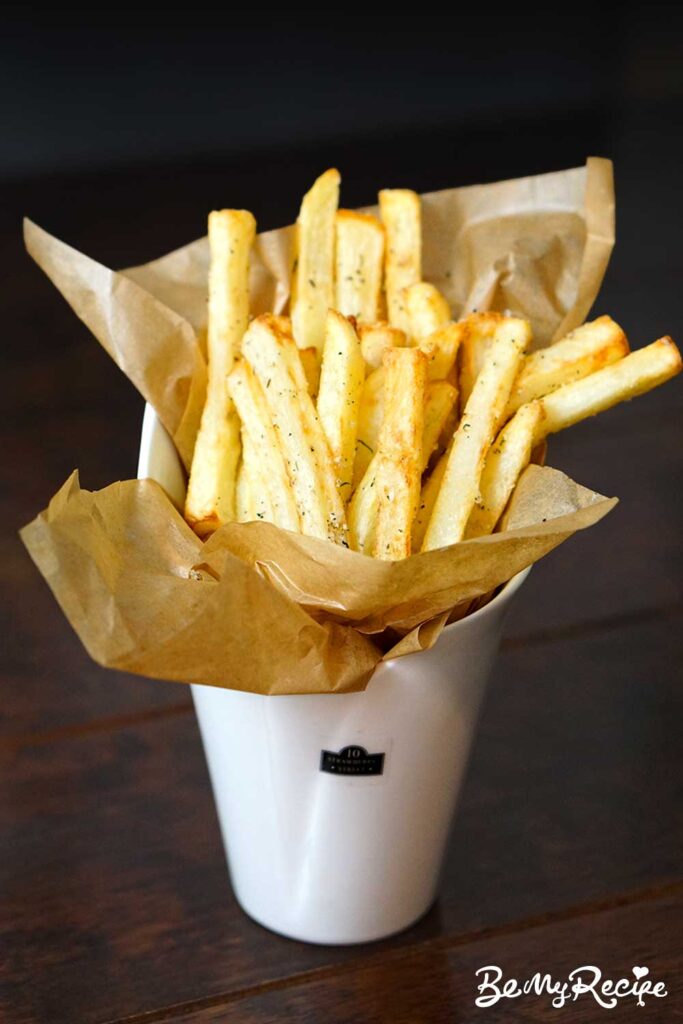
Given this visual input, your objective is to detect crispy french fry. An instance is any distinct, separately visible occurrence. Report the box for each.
[421,380,458,470]
[349,380,456,552]
[317,311,366,497]
[185,209,256,536]
[419,321,466,381]
[404,282,451,342]
[350,383,455,550]
[271,321,348,523]
[227,360,300,531]
[242,314,347,543]
[379,189,421,333]
[241,315,348,544]
[506,315,629,416]
[423,323,528,550]
[459,312,533,406]
[236,428,274,524]
[290,168,340,354]
[299,347,321,397]
[374,348,427,560]
[411,446,449,551]
[347,453,380,555]
[358,322,406,374]
[353,366,457,491]
[334,210,385,322]
[235,433,254,524]
[535,336,682,440]
[464,401,544,538]
[352,366,385,487]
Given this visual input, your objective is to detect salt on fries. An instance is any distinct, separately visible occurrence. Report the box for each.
[185,170,682,560]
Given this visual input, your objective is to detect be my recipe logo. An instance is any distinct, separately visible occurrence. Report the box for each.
[475,964,668,1010]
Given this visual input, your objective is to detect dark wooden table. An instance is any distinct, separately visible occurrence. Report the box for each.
[2,103,682,1023]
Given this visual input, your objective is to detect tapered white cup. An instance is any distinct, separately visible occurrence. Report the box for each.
[138,404,528,945]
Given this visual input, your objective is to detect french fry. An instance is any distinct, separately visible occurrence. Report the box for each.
[506,315,629,416]
[334,210,385,322]
[352,366,385,487]
[299,347,321,397]
[358,322,406,374]
[374,348,427,560]
[317,311,366,497]
[464,401,544,538]
[411,446,449,551]
[290,168,340,354]
[459,312,532,406]
[421,380,458,470]
[419,321,465,381]
[423,323,528,550]
[227,360,301,531]
[347,453,380,555]
[404,282,451,342]
[379,188,421,334]
[349,380,455,552]
[242,314,347,543]
[235,433,254,524]
[185,209,256,536]
[535,336,682,440]
[236,428,274,524]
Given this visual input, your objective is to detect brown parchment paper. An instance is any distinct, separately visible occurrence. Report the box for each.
[21,159,617,695]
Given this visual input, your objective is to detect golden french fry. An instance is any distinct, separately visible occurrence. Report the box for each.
[242,314,347,543]
[506,315,629,415]
[185,209,256,536]
[535,336,682,440]
[268,319,349,526]
[350,380,455,552]
[347,453,380,555]
[374,348,427,560]
[334,210,385,322]
[236,427,274,524]
[298,347,321,397]
[459,312,532,406]
[423,323,528,550]
[419,321,466,381]
[404,282,451,342]
[317,311,366,497]
[358,322,406,374]
[290,168,340,354]
[227,360,301,531]
[352,366,385,487]
[421,380,458,470]
[464,401,544,538]
[379,188,421,333]
[411,446,449,551]
[235,431,254,524]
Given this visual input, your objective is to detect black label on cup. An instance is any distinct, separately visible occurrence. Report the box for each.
[320,745,385,776]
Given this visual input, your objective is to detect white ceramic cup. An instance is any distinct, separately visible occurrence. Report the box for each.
[138,404,528,945]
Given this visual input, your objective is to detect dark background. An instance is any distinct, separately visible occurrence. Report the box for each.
[2,6,683,182]
[2,7,683,1023]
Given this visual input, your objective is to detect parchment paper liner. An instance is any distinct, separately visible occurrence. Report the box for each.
[21,159,617,695]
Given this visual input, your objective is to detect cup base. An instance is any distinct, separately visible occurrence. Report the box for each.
[233,891,437,946]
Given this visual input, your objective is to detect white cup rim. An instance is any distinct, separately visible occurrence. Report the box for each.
[439,564,530,637]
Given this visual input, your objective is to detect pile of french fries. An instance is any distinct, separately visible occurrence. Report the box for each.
[184,169,682,559]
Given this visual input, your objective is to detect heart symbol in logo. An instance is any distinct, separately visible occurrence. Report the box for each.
[633,966,649,980]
